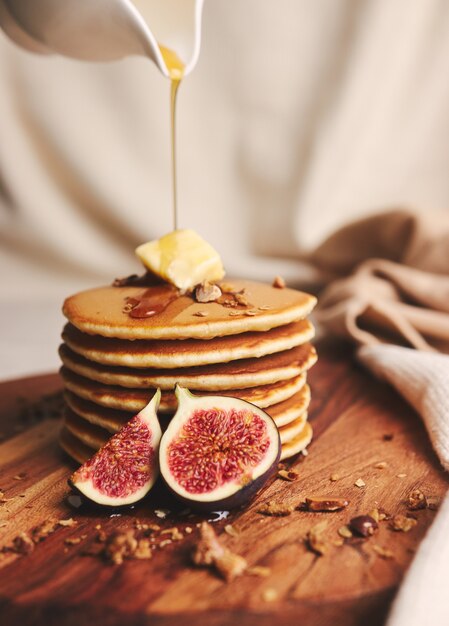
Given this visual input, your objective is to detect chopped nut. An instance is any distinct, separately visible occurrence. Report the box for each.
[58,518,77,527]
[224,524,239,538]
[65,537,83,546]
[354,478,366,488]
[372,544,394,560]
[391,515,417,533]
[333,539,344,547]
[32,519,58,542]
[154,509,170,519]
[407,489,427,511]
[103,530,138,565]
[235,293,249,306]
[377,507,391,521]
[258,501,295,516]
[306,521,328,556]
[277,469,299,482]
[161,527,183,541]
[159,539,172,548]
[133,538,153,560]
[272,276,286,289]
[0,522,7,529]
[12,532,34,554]
[13,473,26,480]
[330,474,340,482]
[185,526,193,534]
[228,311,243,316]
[96,530,107,543]
[349,515,378,537]
[195,282,222,303]
[95,524,102,530]
[427,496,440,511]
[304,496,349,512]
[244,310,258,316]
[192,522,247,581]
[396,473,407,478]
[262,588,278,602]
[338,525,353,539]
[247,565,271,577]
[374,462,387,469]
[193,311,208,317]
[369,508,380,523]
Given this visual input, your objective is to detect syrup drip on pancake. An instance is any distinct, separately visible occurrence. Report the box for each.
[124,285,179,318]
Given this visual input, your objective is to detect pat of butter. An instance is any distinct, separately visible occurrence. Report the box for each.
[135,229,225,291]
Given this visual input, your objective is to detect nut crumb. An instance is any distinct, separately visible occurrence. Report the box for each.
[244,310,258,316]
[12,532,34,554]
[32,519,58,542]
[192,522,247,581]
[235,293,249,306]
[185,527,193,534]
[134,538,153,560]
[195,281,222,303]
[193,311,208,317]
[103,530,137,565]
[224,524,239,538]
[258,501,295,516]
[330,474,340,482]
[407,489,427,511]
[306,521,328,556]
[391,514,417,533]
[278,469,299,482]
[65,537,83,546]
[58,518,77,527]
[262,588,278,602]
[372,544,394,560]
[161,527,183,541]
[354,478,366,488]
[258,305,271,310]
[374,462,387,469]
[396,473,407,478]
[427,496,440,511]
[159,539,172,548]
[247,565,271,577]
[304,496,349,512]
[272,276,286,289]
[338,525,353,539]
[13,474,26,480]
[369,508,380,523]
[154,509,170,519]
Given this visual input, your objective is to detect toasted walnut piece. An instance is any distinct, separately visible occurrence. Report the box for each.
[272,276,286,289]
[369,508,380,523]
[427,496,441,511]
[103,530,138,565]
[58,518,77,527]
[354,478,366,488]
[224,524,239,538]
[372,544,394,560]
[278,469,299,482]
[338,525,353,539]
[185,527,193,534]
[159,539,172,548]
[247,565,271,577]
[262,588,279,602]
[258,501,295,516]
[374,462,388,469]
[192,522,247,581]
[65,537,83,546]
[12,532,34,554]
[330,474,340,482]
[161,527,183,541]
[235,293,249,306]
[333,539,344,547]
[133,539,153,559]
[391,515,417,533]
[96,530,107,543]
[407,489,427,511]
[195,282,222,303]
[349,515,378,537]
[306,521,328,556]
[193,311,208,317]
[32,519,58,542]
[305,497,349,512]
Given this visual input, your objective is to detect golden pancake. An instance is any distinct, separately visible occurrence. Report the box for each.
[62,319,315,369]
[64,384,311,434]
[63,279,317,340]
[59,342,317,390]
[60,367,307,413]
[278,413,308,444]
[280,423,313,461]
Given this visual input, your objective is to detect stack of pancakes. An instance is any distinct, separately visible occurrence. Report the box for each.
[59,279,317,464]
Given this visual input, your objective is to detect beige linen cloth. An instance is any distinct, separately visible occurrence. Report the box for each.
[312,209,449,626]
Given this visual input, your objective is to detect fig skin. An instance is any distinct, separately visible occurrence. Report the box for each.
[159,386,281,511]
[69,390,162,507]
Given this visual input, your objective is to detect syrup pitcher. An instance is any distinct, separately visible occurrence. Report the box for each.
[0,0,204,76]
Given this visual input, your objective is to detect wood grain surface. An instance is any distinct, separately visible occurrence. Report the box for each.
[0,342,447,626]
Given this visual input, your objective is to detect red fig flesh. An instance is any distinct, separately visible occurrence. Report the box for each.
[159,386,280,510]
[69,390,161,506]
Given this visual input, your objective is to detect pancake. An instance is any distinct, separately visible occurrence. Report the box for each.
[280,423,313,461]
[63,279,317,340]
[62,319,315,369]
[65,384,311,433]
[59,342,317,390]
[278,413,308,444]
[60,367,307,413]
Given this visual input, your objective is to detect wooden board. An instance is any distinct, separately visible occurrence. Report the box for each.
[0,341,447,626]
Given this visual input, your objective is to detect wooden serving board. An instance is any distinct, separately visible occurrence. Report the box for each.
[0,342,447,626]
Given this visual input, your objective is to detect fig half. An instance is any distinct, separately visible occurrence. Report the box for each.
[159,386,281,510]
[69,390,162,506]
